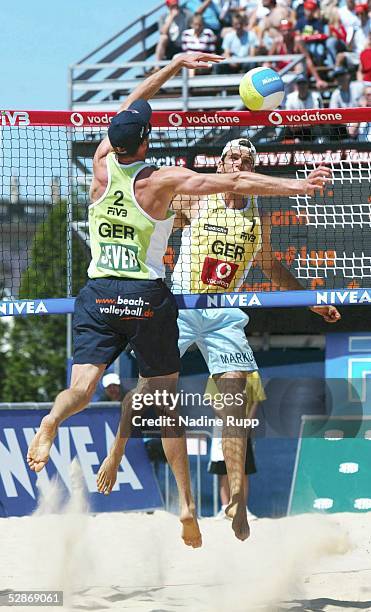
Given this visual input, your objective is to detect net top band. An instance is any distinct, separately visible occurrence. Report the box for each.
[1,108,370,128]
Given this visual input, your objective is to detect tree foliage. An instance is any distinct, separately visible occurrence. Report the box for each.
[2,202,89,402]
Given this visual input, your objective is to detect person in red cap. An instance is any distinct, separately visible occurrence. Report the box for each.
[296,1,324,36]
[269,19,327,89]
[154,0,193,67]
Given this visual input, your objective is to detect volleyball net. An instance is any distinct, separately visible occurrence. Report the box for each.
[0,107,370,316]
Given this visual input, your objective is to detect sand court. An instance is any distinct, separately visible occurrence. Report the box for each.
[2,497,371,612]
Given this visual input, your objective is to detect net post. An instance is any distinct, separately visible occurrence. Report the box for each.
[66,121,74,360]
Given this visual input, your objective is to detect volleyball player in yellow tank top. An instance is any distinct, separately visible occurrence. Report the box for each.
[170,138,341,540]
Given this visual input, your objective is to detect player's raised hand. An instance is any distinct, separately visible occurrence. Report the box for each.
[301,165,332,196]
[310,305,341,323]
[175,52,223,69]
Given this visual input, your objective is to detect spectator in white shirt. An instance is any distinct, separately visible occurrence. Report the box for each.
[348,84,371,141]
[182,15,217,53]
[284,74,323,141]
[285,73,323,109]
[335,3,371,68]
[329,66,364,107]
[338,0,361,46]
[219,13,259,72]
[353,4,371,55]
[182,15,217,75]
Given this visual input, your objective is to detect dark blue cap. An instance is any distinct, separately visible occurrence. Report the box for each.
[108,99,152,152]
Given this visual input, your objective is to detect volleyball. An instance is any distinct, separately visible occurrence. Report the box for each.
[239,67,285,111]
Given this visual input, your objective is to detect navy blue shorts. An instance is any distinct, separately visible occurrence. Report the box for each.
[73,278,180,377]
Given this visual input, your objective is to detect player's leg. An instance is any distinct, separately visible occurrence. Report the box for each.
[27,279,127,473]
[154,375,201,548]
[97,306,198,494]
[214,369,250,540]
[27,363,105,472]
[97,281,201,547]
[200,308,257,540]
[220,474,230,507]
[96,375,148,494]
[134,291,201,547]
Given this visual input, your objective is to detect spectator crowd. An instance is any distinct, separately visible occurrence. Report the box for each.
[154,0,371,110]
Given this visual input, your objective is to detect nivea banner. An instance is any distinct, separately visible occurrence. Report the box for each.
[0,407,163,517]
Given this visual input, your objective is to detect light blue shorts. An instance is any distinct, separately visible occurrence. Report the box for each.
[178,308,258,375]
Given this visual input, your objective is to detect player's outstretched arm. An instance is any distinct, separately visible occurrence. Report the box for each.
[120,52,222,111]
[91,52,222,195]
[154,165,332,199]
[255,213,341,323]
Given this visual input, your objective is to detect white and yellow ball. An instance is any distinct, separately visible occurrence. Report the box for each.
[239,67,285,111]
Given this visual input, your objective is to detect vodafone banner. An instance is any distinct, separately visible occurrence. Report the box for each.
[1,108,370,128]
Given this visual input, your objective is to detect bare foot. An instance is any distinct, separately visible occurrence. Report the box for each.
[180,507,202,548]
[96,454,121,495]
[27,415,57,472]
[226,499,250,541]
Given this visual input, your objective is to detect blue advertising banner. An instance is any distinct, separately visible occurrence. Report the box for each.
[0,407,163,517]
[1,288,371,317]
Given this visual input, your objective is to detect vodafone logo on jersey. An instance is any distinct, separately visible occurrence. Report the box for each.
[216,262,233,279]
[201,257,239,289]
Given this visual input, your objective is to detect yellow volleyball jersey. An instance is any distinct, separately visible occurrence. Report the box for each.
[172,194,261,293]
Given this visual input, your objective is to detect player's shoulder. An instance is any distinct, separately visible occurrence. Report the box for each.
[136,164,157,180]
[154,164,186,177]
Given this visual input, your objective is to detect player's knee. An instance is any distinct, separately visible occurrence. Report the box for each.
[70,379,97,404]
